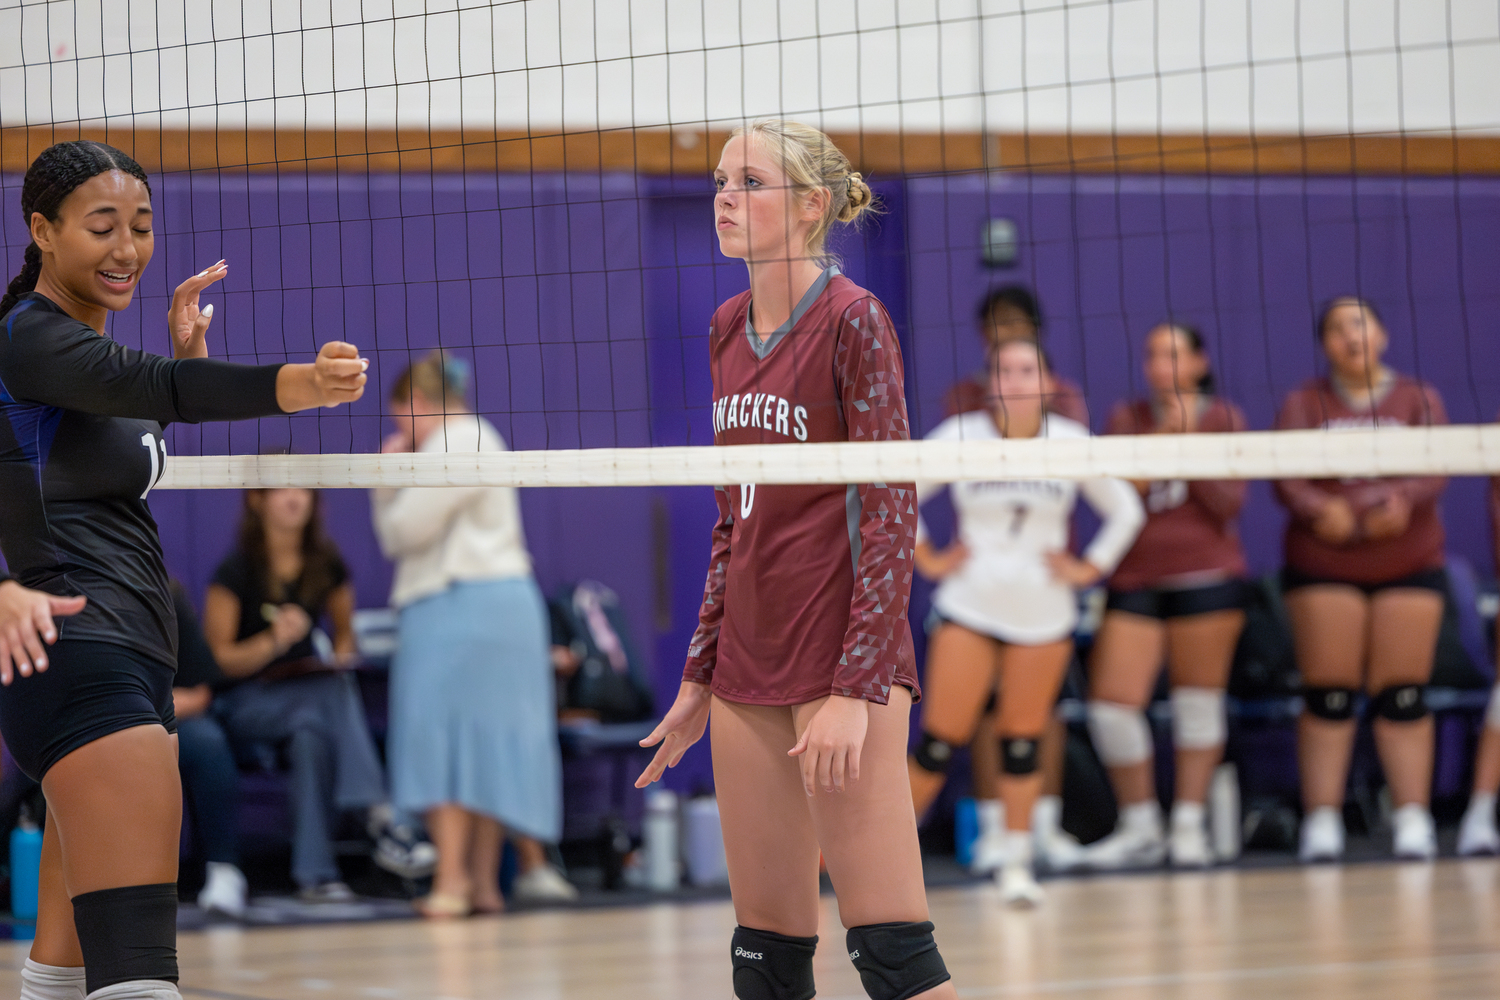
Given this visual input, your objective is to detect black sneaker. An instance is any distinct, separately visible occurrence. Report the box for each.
[374,822,438,879]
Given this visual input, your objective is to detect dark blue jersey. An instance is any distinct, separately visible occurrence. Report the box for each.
[0,292,285,667]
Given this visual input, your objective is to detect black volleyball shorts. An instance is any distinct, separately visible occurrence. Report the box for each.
[0,639,176,781]
[1105,579,1249,620]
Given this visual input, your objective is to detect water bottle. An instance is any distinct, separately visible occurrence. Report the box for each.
[643,788,680,892]
[953,797,979,868]
[683,796,729,887]
[1209,762,1241,861]
[10,803,43,935]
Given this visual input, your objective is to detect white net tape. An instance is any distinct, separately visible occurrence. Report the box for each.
[158,426,1500,491]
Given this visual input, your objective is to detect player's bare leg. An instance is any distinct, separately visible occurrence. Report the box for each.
[907,624,996,819]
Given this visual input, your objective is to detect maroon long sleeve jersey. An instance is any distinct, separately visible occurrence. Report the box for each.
[682,268,920,706]
[1105,397,1249,591]
[1274,375,1448,583]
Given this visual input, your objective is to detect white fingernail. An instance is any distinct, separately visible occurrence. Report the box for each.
[360,359,369,370]
[203,304,214,318]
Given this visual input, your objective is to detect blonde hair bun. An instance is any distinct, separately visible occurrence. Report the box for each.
[730,120,878,261]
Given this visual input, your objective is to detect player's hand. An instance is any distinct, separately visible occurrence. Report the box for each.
[789,694,869,795]
[1311,496,1357,545]
[275,342,369,412]
[636,681,712,787]
[1155,393,1198,434]
[168,260,228,359]
[269,604,313,653]
[914,541,969,582]
[0,581,86,686]
[1046,551,1102,588]
[1361,493,1411,540]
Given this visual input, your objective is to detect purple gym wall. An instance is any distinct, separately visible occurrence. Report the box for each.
[4,169,1498,797]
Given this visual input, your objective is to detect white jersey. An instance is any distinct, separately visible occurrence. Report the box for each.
[916,412,1145,644]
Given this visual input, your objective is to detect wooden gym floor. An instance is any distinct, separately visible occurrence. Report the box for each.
[3,859,1498,999]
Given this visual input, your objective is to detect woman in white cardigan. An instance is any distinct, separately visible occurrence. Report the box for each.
[373,352,568,917]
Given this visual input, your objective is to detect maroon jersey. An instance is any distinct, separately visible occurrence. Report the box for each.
[1106,397,1249,591]
[683,268,919,706]
[1274,375,1447,583]
[942,371,1089,425]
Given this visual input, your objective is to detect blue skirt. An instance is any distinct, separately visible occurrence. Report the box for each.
[388,576,561,841]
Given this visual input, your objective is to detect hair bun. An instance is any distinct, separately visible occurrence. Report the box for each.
[840,172,873,222]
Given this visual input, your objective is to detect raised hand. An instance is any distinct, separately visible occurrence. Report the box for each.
[168,260,228,359]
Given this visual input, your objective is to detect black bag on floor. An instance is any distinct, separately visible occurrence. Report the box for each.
[550,581,655,723]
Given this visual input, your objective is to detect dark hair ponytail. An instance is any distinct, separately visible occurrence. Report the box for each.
[0,140,152,319]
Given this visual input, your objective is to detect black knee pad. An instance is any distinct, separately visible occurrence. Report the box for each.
[846,921,951,1000]
[71,883,179,995]
[1303,686,1357,721]
[731,925,816,1000]
[1371,683,1428,722]
[1000,736,1041,775]
[911,732,955,774]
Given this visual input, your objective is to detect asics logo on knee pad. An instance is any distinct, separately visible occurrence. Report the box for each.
[735,947,765,960]
[848,949,859,960]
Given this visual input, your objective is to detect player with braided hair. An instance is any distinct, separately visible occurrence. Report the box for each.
[0,140,367,1000]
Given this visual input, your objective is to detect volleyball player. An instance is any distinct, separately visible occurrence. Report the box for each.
[0,141,366,1000]
[911,338,1144,905]
[1274,298,1448,862]
[634,120,955,1000]
[1457,458,1500,855]
[1084,323,1248,869]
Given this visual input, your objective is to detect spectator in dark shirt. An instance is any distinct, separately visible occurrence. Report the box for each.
[169,581,245,917]
[202,486,431,900]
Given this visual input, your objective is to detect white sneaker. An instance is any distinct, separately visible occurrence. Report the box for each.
[1457,794,1499,856]
[1391,804,1436,861]
[1085,802,1166,870]
[1298,807,1345,862]
[1031,795,1085,873]
[970,829,1009,874]
[1169,802,1213,868]
[997,831,1043,908]
[970,800,1007,874]
[513,864,580,902]
[197,862,248,918]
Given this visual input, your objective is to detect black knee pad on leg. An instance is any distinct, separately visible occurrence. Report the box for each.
[1302,686,1357,721]
[911,732,955,774]
[846,921,951,1000]
[71,883,179,995]
[1371,683,1428,722]
[1000,736,1041,776]
[731,926,817,1000]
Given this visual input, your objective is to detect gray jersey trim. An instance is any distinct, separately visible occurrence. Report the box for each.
[846,482,863,577]
[744,265,841,360]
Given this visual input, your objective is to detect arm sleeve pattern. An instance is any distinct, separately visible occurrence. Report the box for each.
[682,486,733,686]
[832,298,917,704]
[0,305,283,423]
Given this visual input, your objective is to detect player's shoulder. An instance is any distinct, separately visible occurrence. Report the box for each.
[709,291,752,343]
[1042,414,1090,439]
[926,410,995,443]
[825,275,888,324]
[3,293,89,344]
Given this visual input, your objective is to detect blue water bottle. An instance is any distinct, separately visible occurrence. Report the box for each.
[954,796,979,868]
[10,803,43,938]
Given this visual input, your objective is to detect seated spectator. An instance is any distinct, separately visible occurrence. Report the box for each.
[1457,462,1500,855]
[202,485,431,900]
[943,285,1089,424]
[170,580,246,917]
[1275,298,1448,863]
[373,352,571,917]
[1086,323,1249,870]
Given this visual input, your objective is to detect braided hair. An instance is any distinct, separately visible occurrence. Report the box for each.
[0,140,152,319]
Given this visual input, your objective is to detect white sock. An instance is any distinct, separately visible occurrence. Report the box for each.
[1121,800,1163,836]
[83,982,180,1000]
[1003,830,1034,867]
[1466,792,1497,821]
[976,799,1004,839]
[20,959,86,1000]
[1032,795,1063,839]
[1172,800,1205,830]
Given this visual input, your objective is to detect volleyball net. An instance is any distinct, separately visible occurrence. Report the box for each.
[2,1,1498,489]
